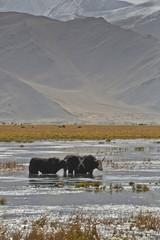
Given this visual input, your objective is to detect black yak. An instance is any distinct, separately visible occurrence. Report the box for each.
[29,157,67,175]
[64,155,103,175]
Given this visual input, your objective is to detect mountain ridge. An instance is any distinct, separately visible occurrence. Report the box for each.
[0,12,160,123]
[0,0,160,41]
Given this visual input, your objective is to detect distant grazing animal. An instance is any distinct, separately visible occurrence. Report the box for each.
[64,155,103,175]
[29,157,67,175]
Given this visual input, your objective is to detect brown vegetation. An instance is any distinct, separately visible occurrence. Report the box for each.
[132,183,150,192]
[133,212,160,231]
[0,162,27,172]
[0,124,160,142]
[0,212,159,239]
[109,183,124,192]
[74,180,106,192]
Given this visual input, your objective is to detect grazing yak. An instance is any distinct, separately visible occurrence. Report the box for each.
[64,155,103,175]
[29,157,67,175]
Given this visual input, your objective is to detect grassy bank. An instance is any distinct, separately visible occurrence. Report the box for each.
[0,124,160,142]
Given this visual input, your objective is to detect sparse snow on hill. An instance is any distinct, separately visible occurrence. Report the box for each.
[112,0,160,28]
[0,0,160,39]
[0,0,56,15]
[0,0,132,20]
[46,0,132,21]
[0,0,160,26]
[130,10,160,39]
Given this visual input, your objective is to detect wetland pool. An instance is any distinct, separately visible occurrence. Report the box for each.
[0,139,160,239]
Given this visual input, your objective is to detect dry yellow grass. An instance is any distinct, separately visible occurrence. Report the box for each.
[0,124,160,142]
[0,212,159,239]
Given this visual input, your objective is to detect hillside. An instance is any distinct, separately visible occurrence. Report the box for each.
[0,0,160,31]
[0,0,132,21]
[130,10,160,40]
[1,0,160,40]
[0,12,160,123]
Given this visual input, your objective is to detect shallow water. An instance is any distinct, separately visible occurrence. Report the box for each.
[0,139,160,228]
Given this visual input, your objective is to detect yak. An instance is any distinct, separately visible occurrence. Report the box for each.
[64,154,103,175]
[29,157,67,175]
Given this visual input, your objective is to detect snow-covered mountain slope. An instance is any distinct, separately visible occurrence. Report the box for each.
[0,12,160,123]
[0,0,159,26]
[0,0,132,20]
[0,0,160,40]
[110,0,160,26]
[129,10,160,40]
[0,0,160,42]
[46,0,132,21]
[0,0,56,15]
[108,0,160,40]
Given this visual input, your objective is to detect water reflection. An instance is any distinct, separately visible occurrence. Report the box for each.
[29,174,102,188]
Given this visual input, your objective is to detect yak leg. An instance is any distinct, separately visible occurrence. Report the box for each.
[68,167,74,175]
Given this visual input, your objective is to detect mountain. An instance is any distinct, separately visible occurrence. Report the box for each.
[0,70,71,122]
[0,0,160,29]
[110,1,160,41]
[109,0,160,26]
[0,0,160,40]
[0,12,160,123]
[0,0,55,15]
[130,10,160,40]
[46,0,132,21]
[0,0,132,20]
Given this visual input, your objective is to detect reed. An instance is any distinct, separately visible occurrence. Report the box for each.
[0,212,159,239]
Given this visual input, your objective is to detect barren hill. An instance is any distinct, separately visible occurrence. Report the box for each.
[0,12,160,123]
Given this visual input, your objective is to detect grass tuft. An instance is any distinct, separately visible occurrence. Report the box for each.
[132,184,150,192]
[109,183,124,192]
[74,181,105,192]
[0,197,7,205]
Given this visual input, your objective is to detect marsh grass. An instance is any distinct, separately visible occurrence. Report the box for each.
[155,179,160,185]
[104,159,137,170]
[109,183,124,192]
[75,180,100,188]
[104,159,154,170]
[132,184,150,193]
[0,124,160,142]
[134,212,160,231]
[0,212,159,240]
[135,146,144,151]
[0,197,7,205]
[0,162,27,172]
[0,214,100,240]
[74,181,105,192]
